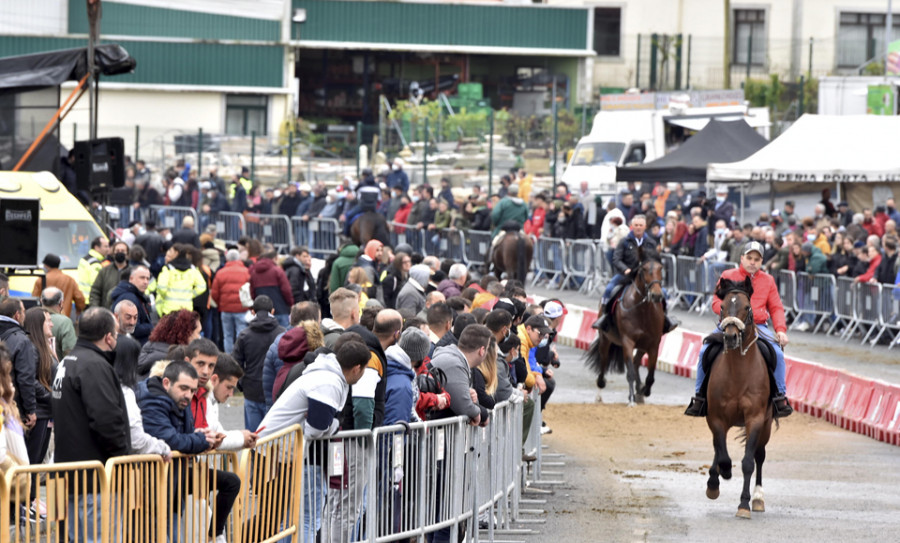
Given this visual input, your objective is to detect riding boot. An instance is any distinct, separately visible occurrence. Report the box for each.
[773,394,794,417]
[592,299,609,331]
[684,394,707,417]
[663,315,680,334]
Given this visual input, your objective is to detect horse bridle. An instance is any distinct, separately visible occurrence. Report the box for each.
[620,261,664,310]
[718,289,757,355]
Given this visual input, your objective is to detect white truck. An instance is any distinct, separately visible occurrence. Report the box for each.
[562,90,770,195]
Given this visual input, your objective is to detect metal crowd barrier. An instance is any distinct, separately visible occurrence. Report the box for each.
[698,260,738,315]
[660,252,677,299]
[389,221,426,256]
[776,270,798,321]
[531,237,566,287]
[298,217,341,256]
[845,282,882,344]
[791,273,836,334]
[150,205,199,232]
[106,454,166,543]
[166,450,242,543]
[2,460,108,543]
[873,283,900,346]
[210,211,246,246]
[435,229,467,263]
[464,230,493,268]
[244,213,294,253]
[672,256,706,311]
[827,276,856,336]
[563,240,596,293]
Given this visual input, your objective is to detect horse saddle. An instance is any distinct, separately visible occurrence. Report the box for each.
[699,332,778,398]
[605,283,627,315]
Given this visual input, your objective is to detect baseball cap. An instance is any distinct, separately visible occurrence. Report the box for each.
[742,241,764,257]
[543,301,566,319]
[524,315,552,335]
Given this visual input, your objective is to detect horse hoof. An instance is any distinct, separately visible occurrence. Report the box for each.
[597,377,607,389]
[721,469,732,481]
[641,386,652,397]
[736,508,751,519]
[752,499,765,512]
[635,395,645,405]
[627,401,636,408]
[706,487,719,500]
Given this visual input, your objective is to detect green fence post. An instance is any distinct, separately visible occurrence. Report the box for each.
[251,131,256,181]
[799,75,805,115]
[746,33,752,83]
[675,34,683,90]
[287,130,293,183]
[649,34,658,90]
[552,77,558,186]
[356,121,362,179]
[134,125,139,163]
[808,37,813,80]
[488,109,494,196]
[635,35,642,88]
[198,128,203,178]
[423,117,429,186]
[687,35,692,89]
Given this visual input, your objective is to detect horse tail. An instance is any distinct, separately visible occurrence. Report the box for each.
[583,336,606,376]
[516,233,527,282]
[609,344,625,373]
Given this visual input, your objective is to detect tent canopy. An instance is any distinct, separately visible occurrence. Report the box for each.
[707,114,900,184]
[0,44,135,94]
[616,119,769,183]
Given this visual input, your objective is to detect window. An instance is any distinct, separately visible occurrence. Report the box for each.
[225,95,268,136]
[594,8,621,57]
[733,9,766,66]
[837,12,900,68]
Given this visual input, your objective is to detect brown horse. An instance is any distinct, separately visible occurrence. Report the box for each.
[705,277,774,519]
[584,255,665,405]
[491,231,533,283]
[350,211,391,248]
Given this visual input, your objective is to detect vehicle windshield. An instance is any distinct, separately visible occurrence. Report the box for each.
[570,142,626,166]
[41,220,105,270]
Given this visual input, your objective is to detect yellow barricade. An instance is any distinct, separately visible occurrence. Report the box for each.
[165,450,242,543]
[2,460,108,543]
[238,424,304,543]
[106,454,166,543]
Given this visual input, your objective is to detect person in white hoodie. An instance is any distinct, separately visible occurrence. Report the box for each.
[256,333,371,541]
[206,354,259,450]
[113,333,172,459]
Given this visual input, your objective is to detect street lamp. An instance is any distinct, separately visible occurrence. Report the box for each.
[292,8,307,23]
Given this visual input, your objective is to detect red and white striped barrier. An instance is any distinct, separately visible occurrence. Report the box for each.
[532,295,900,448]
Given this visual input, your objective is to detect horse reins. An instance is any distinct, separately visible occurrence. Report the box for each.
[719,290,757,355]
[619,264,664,311]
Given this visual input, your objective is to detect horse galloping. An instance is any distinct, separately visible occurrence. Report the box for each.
[705,277,774,519]
[491,230,533,283]
[584,253,665,405]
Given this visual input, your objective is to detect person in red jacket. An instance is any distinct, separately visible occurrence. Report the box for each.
[392,194,413,233]
[684,241,793,418]
[250,251,294,328]
[211,249,250,354]
[524,193,547,237]
[855,245,882,283]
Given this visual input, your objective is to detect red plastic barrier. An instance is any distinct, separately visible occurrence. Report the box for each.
[825,374,875,432]
[805,366,841,418]
[673,331,703,378]
[785,359,817,414]
[860,381,894,441]
[575,309,598,351]
[879,385,900,446]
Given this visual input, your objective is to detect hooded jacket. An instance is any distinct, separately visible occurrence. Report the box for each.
[329,244,360,294]
[384,345,416,425]
[262,322,324,407]
[0,317,38,417]
[490,196,529,236]
[339,325,387,430]
[136,377,209,454]
[249,257,294,316]
[428,345,488,423]
[156,257,207,316]
[211,260,251,314]
[109,280,154,344]
[282,256,316,303]
[436,278,462,299]
[52,340,131,467]
[396,278,426,315]
[257,352,348,440]
[232,313,285,403]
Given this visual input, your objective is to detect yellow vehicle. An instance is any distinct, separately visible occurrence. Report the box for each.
[1,171,106,297]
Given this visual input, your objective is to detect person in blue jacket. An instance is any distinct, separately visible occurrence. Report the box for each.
[385,328,429,424]
[137,361,240,542]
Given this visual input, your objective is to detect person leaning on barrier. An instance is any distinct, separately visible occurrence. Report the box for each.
[684,241,793,418]
[207,354,258,450]
[594,214,679,334]
[113,334,171,459]
[429,324,493,426]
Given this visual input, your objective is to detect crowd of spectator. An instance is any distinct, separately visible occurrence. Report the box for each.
[0,171,568,538]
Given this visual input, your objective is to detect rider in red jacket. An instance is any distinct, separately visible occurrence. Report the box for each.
[684,241,793,418]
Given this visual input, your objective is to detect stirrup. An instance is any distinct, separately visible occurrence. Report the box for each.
[773,394,793,418]
[663,315,680,334]
[684,395,707,417]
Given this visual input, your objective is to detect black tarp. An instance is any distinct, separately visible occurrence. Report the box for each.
[0,44,135,94]
[616,119,769,183]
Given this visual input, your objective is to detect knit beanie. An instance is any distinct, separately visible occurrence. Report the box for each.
[399,327,431,363]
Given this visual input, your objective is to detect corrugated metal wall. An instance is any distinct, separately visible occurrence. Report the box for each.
[293,0,588,51]
[67,0,281,42]
[0,37,284,88]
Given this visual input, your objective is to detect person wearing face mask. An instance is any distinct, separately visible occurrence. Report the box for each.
[710,186,734,227]
[90,240,131,309]
[386,157,410,194]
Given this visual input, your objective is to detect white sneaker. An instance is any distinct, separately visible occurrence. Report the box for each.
[540,425,552,435]
[796,321,811,332]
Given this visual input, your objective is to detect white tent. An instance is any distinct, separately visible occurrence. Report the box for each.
[707,114,900,212]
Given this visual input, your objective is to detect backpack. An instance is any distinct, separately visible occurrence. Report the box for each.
[415,362,447,396]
